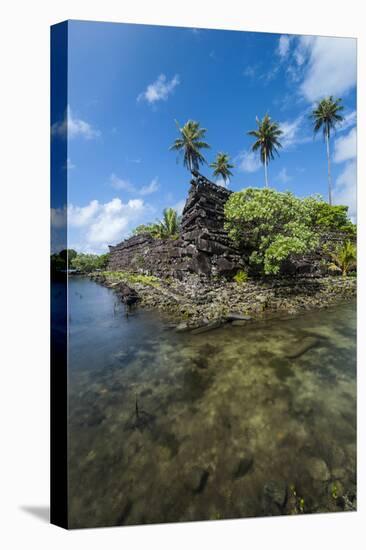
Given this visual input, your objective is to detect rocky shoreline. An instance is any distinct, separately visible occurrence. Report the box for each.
[89,271,356,330]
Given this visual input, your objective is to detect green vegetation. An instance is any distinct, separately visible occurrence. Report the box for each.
[248,114,283,188]
[233,270,249,284]
[225,188,320,275]
[225,188,356,276]
[311,96,344,205]
[70,252,109,273]
[328,240,357,277]
[51,249,77,273]
[304,196,356,235]
[169,120,210,173]
[210,152,234,186]
[133,208,180,239]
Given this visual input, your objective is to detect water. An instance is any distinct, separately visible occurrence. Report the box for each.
[67,277,356,528]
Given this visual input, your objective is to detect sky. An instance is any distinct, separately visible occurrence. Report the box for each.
[51,21,357,254]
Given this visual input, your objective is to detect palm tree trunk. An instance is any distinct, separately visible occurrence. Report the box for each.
[325,132,332,205]
[264,150,268,188]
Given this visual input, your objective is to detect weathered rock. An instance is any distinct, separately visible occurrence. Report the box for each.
[175,322,190,333]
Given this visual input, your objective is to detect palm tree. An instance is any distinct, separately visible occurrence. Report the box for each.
[169,120,210,173]
[248,114,283,188]
[158,208,180,238]
[328,240,356,277]
[311,96,344,205]
[210,152,234,186]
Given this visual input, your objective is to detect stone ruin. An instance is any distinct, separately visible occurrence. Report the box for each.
[107,172,350,279]
[108,173,246,279]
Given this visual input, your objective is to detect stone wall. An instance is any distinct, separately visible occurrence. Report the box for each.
[108,172,352,279]
[108,173,245,278]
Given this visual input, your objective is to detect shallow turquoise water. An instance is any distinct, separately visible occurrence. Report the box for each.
[67,277,356,528]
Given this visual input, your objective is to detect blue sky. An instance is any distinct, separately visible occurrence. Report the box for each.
[51,21,356,254]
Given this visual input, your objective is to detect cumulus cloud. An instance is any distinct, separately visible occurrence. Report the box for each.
[51,105,100,140]
[236,150,261,173]
[51,197,147,253]
[137,74,180,104]
[297,36,356,101]
[334,127,356,164]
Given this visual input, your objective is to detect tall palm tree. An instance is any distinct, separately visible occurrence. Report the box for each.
[248,114,283,188]
[210,152,234,186]
[311,96,344,205]
[169,120,210,173]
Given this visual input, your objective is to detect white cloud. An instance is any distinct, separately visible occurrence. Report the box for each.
[334,160,357,221]
[110,173,135,192]
[338,110,357,133]
[51,206,67,229]
[110,173,159,196]
[171,199,186,215]
[298,36,356,102]
[51,197,147,253]
[275,167,292,184]
[139,177,160,195]
[137,74,180,104]
[51,105,100,140]
[280,115,309,149]
[334,127,356,164]
[332,126,357,220]
[236,150,261,173]
[277,35,291,59]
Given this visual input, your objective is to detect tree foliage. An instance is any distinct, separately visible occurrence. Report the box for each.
[210,152,234,185]
[224,188,320,275]
[133,208,180,239]
[169,120,210,173]
[328,241,356,277]
[303,195,356,236]
[248,114,283,187]
[70,253,109,273]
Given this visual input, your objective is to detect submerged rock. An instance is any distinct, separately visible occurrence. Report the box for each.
[225,312,253,322]
[191,319,222,335]
[306,457,331,481]
[261,480,287,515]
[233,456,254,479]
[186,468,209,494]
[285,336,319,359]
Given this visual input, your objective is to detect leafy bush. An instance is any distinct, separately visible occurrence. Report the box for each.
[303,195,356,236]
[233,270,249,284]
[224,188,319,275]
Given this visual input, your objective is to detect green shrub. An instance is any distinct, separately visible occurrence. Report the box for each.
[225,188,319,275]
[233,270,249,284]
